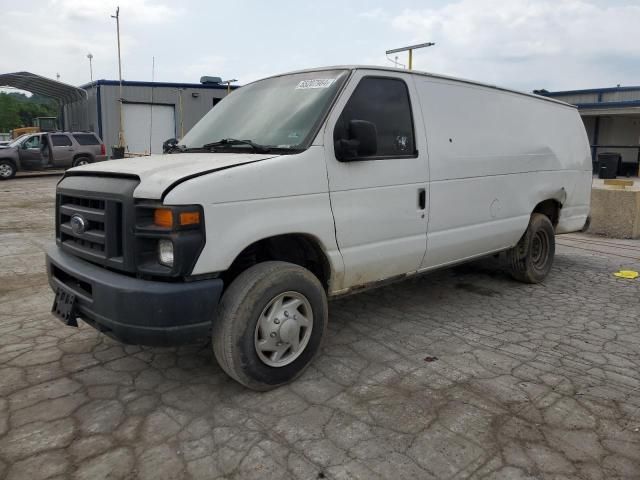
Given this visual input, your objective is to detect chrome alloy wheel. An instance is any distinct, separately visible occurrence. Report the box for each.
[0,163,14,178]
[254,291,313,367]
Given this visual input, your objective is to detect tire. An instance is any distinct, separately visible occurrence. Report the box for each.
[0,160,16,180]
[0,160,17,180]
[72,157,90,168]
[213,261,328,391]
[507,213,555,284]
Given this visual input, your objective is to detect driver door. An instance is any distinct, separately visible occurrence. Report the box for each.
[18,134,44,168]
[323,70,430,289]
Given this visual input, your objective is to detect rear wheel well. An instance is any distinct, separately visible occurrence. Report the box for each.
[222,234,331,292]
[533,199,561,228]
[73,154,92,161]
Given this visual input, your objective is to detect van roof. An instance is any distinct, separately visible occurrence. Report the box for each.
[264,65,575,109]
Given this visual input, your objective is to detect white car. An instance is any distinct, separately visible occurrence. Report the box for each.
[46,66,592,390]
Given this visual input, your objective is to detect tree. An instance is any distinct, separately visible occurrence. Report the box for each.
[0,94,21,131]
[0,92,58,132]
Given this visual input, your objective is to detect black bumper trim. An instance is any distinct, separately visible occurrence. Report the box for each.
[46,244,223,346]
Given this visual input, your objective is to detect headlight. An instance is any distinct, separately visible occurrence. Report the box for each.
[158,239,174,266]
[135,203,205,278]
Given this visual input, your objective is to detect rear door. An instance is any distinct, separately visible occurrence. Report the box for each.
[323,70,429,289]
[50,134,75,166]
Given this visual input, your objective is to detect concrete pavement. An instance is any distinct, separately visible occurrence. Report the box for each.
[1,176,639,479]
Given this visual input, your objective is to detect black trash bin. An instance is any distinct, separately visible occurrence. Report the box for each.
[111,146,125,159]
[597,152,621,179]
[620,161,639,177]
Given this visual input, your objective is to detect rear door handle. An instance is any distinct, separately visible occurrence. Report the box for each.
[418,188,426,210]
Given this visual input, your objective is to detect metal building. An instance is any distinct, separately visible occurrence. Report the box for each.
[63,80,238,155]
[538,86,640,174]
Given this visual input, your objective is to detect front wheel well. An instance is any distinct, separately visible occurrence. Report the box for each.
[0,158,17,167]
[533,199,561,228]
[222,234,331,292]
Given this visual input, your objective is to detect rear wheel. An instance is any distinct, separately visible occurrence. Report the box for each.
[507,213,555,283]
[213,261,328,390]
[72,157,90,167]
[0,160,16,180]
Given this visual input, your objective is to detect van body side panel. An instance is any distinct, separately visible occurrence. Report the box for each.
[163,147,345,291]
[416,78,591,268]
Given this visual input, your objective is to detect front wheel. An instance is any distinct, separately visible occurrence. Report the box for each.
[507,213,555,283]
[213,261,328,390]
[0,160,16,180]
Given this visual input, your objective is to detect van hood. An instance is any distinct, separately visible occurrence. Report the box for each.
[70,152,280,199]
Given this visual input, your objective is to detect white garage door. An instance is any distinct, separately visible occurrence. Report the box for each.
[123,103,176,155]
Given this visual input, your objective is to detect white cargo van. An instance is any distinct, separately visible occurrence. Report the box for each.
[46,66,592,390]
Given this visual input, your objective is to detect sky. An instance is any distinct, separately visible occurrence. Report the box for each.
[1,0,639,93]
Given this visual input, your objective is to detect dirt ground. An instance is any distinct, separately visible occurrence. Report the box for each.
[1,175,639,479]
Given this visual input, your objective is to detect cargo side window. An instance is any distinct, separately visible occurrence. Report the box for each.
[51,135,72,147]
[334,77,416,160]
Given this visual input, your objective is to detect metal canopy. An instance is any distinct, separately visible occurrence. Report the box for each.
[0,71,86,103]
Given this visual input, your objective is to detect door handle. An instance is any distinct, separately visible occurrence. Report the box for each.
[418,188,426,210]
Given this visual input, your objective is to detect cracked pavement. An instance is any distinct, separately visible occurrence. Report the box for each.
[1,176,640,479]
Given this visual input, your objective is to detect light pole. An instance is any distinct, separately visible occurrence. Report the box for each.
[385,42,435,70]
[221,78,238,94]
[111,6,125,149]
[86,53,93,83]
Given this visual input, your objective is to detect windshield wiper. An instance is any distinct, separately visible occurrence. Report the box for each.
[202,138,272,153]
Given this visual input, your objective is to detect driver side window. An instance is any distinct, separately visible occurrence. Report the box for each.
[24,136,41,149]
[334,77,416,160]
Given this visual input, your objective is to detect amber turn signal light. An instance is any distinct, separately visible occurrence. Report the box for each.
[154,208,173,228]
[179,211,201,226]
[154,208,201,228]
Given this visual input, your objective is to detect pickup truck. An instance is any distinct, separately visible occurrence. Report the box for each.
[46,66,592,390]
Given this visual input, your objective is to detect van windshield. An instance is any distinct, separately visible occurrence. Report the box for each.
[180,69,349,152]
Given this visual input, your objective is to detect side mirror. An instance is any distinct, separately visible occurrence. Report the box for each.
[22,142,29,150]
[336,120,377,161]
[163,138,179,153]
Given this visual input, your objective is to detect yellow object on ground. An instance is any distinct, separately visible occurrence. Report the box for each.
[603,179,634,187]
[614,270,639,279]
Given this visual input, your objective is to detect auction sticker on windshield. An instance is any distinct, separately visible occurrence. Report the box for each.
[296,79,336,89]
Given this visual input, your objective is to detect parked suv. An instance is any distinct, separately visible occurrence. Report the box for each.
[0,131,106,179]
[46,66,592,390]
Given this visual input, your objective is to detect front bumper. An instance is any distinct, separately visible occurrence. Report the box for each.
[46,245,223,346]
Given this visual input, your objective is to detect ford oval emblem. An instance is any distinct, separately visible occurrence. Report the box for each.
[70,214,87,235]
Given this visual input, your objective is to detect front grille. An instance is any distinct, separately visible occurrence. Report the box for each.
[56,175,139,273]
[58,194,121,260]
